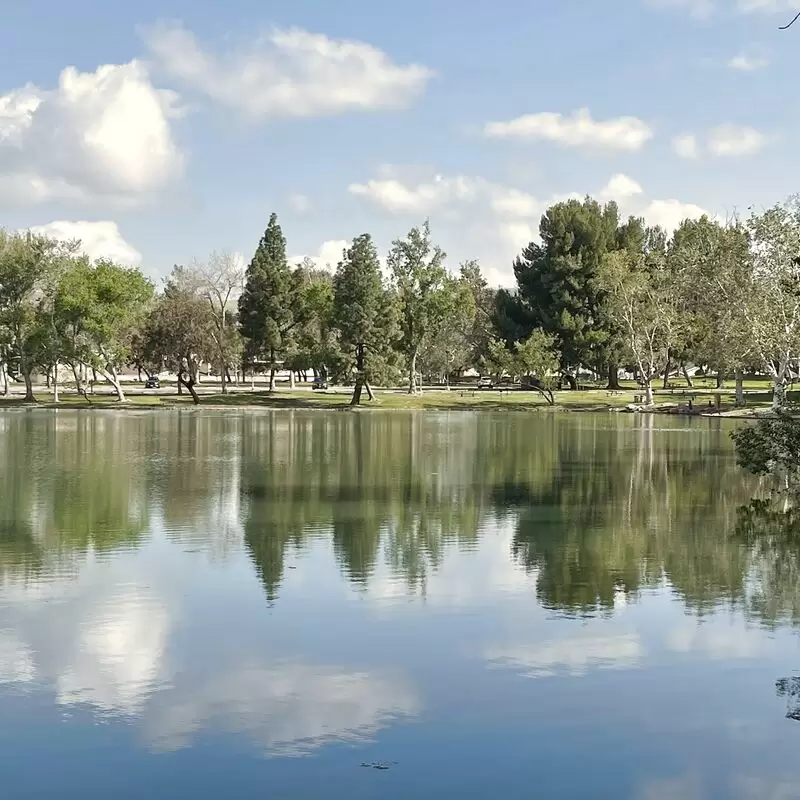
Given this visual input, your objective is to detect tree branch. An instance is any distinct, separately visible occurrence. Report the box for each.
[780,11,800,29]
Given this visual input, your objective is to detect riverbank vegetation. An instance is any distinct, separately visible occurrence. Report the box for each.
[3,195,800,409]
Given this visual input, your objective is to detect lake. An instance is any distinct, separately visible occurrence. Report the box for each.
[1,409,799,799]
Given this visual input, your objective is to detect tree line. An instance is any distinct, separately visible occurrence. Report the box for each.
[2,196,800,407]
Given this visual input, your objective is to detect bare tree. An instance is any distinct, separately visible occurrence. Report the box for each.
[190,251,244,394]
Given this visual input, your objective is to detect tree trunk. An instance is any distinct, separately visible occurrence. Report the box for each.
[46,367,51,389]
[350,376,364,406]
[715,370,724,389]
[735,370,745,406]
[607,361,621,390]
[662,355,671,389]
[408,350,418,394]
[52,362,59,403]
[22,367,35,403]
[772,378,786,411]
[681,364,694,388]
[561,371,577,391]
[365,381,375,401]
[289,370,296,389]
[71,363,91,403]
[269,367,276,392]
[0,362,8,396]
[645,381,654,406]
[178,371,201,405]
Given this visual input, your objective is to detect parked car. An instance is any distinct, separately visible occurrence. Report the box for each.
[311,376,328,390]
[144,376,160,389]
[477,376,494,389]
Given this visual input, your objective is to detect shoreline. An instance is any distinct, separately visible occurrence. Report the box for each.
[0,395,764,419]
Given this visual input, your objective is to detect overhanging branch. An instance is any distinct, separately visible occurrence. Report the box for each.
[780,11,800,29]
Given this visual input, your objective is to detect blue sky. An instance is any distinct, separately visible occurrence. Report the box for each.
[1,0,799,285]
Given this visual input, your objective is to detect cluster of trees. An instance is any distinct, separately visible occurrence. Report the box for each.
[495,196,800,409]
[3,195,800,408]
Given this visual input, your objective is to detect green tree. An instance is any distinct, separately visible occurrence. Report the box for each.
[599,249,680,405]
[238,213,294,390]
[388,220,450,393]
[0,230,71,401]
[514,330,560,404]
[740,201,800,410]
[142,269,216,404]
[496,198,646,389]
[418,275,476,385]
[333,234,393,405]
[54,258,153,401]
[459,260,496,370]
[668,217,751,399]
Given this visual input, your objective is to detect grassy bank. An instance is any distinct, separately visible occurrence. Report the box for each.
[0,381,787,415]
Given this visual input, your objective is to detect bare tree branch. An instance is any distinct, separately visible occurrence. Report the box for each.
[780,11,800,29]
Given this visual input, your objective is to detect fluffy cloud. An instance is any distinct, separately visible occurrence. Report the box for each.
[290,239,348,270]
[728,53,769,70]
[348,173,479,215]
[483,108,653,152]
[143,22,433,118]
[347,166,714,285]
[641,199,714,231]
[0,61,182,208]
[672,126,767,158]
[707,124,767,156]
[27,221,142,265]
[599,173,644,201]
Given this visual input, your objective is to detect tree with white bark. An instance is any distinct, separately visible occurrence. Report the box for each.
[740,201,800,411]
[599,249,680,406]
[189,251,244,393]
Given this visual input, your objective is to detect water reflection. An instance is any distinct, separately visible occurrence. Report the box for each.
[1,409,800,799]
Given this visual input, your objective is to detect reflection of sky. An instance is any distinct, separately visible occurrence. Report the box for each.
[2,412,800,799]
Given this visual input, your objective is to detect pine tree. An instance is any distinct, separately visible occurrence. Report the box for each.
[333,234,386,405]
[238,213,293,390]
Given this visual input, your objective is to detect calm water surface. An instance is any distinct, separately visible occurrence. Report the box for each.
[1,409,799,799]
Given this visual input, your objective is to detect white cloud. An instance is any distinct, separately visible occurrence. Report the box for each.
[483,108,653,151]
[145,661,420,755]
[290,239,348,271]
[348,173,479,215]
[486,632,643,678]
[144,22,433,119]
[0,61,182,208]
[672,134,700,159]
[27,221,142,265]
[707,124,767,156]
[288,193,311,213]
[600,173,644,201]
[728,53,769,70]
[641,199,714,231]
[56,591,170,715]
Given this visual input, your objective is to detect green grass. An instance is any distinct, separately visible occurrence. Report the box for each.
[0,378,788,415]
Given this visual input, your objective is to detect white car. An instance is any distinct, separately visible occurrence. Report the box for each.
[477,377,494,389]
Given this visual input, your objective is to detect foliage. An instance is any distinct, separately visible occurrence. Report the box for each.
[238,213,294,385]
[388,220,451,393]
[731,409,800,494]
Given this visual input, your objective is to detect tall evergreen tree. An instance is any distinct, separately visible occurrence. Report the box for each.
[495,197,637,389]
[333,234,388,405]
[238,213,293,390]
